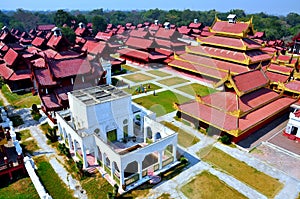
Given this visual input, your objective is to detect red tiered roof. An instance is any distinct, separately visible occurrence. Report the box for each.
[31,58,46,68]
[9,69,31,81]
[285,81,300,92]
[41,49,80,60]
[32,37,46,47]
[74,27,87,36]
[154,38,185,49]
[268,64,293,74]
[189,22,202,29]
[47,35,63,49]
[125,37,153,49]
[3,48,18,66]
[95,32,113,41]
[40,93,61,111]
[34,68,57,86]
[179,53,249,74]
[129,30,151,38]
[168,59,227,79]
[232,70,269,94]
[0,62,14,79]
[211,21,250,35]
[36,24,55,31]
[177,26,191,35]
[265,71,289,83]
[81,40,107,55]
[199,36,261,50]
[48,57,91,78]
[155,28,178,39]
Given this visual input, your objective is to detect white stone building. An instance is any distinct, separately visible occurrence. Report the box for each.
[284,104,300,140]
[56,85,179,192]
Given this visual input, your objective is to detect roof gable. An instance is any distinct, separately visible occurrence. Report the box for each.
[125,37,153,49]
[3,48,18,66]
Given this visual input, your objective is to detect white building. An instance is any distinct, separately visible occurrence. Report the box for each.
[284,104,300,141]
[56,85,179,192]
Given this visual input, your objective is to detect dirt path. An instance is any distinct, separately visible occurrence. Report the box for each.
[0,89,9,106]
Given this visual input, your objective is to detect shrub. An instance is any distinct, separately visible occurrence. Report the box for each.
[179,156,188,165]
[220,134,231,145]
[46,127,58,143]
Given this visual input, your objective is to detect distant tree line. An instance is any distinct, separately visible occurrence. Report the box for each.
[0,8,299,40]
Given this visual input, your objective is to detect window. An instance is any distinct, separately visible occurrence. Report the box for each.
[123,125,128,138]
[291,126,298,135]
[107,129,117,142]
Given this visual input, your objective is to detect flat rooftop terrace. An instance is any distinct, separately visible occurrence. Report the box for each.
[70,84,130,106]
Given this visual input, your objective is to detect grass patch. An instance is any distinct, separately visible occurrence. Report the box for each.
[157,77,189,86]
[133,90,190,117]
[40,123,50,134]
[121,64,140,72]
[81,173,113,199]
[0,99,3,106]
[181,171,247,199]
[0,177,39,199]
[147,70,171,77]
[112,77,127,87]
[157,193,172,199]
[176,83,217,96]
[17,129,31,140]
[123,83,161,95]
[34,156,75,199]
[2,84,40,108]
[122,73,154,83]
[174,116,192,127]
[17,129,40,154]
[160,121,200,148]
[198,147,283,198]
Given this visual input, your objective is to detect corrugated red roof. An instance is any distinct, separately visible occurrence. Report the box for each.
[177,26,191,35]
[3,48,18,66]
[54,86,72,102]
[0,62,14,79]
[31,58,46,68]
[48,57,91,78]
[118,48,149,61]
[232,70,269,94]
[74,27,86,36]
[125,37,153,49]
[129,30,150,38]
[34,67,57,86]
[149,24,160,31]
[155,28,178,39]
[81,40,107,55]
[36,24,55,31]
[285,80,300,92]
[32,37,45,47]
[168,59,227,79]
[265,71,289,83]
[9,69,31,81]
[41,49,80,60]
[211,21,250,35]
[40,93,61,111]
[154,38,185,49]
[200,36,261,49]
[179,53,249,74]
[95,31,113,41]
[47,35,63,49]
[268,64,293,74]
[189,22,202,29]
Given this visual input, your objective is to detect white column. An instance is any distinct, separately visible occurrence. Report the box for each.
[172,144,177,162]
[143,123,147,143]
[73,140,77,153]
[138,160,143,180]
[158,150,163,170]
[102,153,106,169]
[111,162,115,178]
[94,147,98,164]
[67,134,72,150]
[81,144,88,169]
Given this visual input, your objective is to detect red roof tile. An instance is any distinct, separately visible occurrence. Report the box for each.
[179,53,249,74]
[8,69,31,81]
[125,37,153,49]
[232,70,269,94]
[95,31,113,41]
[189,22,202,29]
[199,36,261,50]
[285,80,300,92]
[34,67,57,86]
[129,30,151,38]
[0,62,14,79]
[3,48,18,66]
[168,59,227,79]
[41,93,61,111]
[149,24,160,31]
[74,27,86,36]
[265,71,289,83]
[36,24,55,31]
[211,21,250,35]
[118,48,149,61]
[82,40,107,55]
[154,38,185,49]
[268,64,293,74]
[54,86,72,102]
[155,28,179,39]
[32,37,46,47]
[41,49,80,60]
[177,26,191,35]
[48,57,91,78]
[31,58,46,68]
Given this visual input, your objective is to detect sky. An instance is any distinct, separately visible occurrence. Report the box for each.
[1,0,299,16]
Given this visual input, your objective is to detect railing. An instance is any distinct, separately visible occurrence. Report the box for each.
[104,164,111,174]
[153,163,159,171]
[125,173,139,186]
[113,173,120,185]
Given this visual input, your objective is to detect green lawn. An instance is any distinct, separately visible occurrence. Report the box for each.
[121,64,140,72]
[176,83,217,97]
[157,77,189,86]
[1,84,41,108]
[0,177,39,199]
[157,193,172,199]
[0,99,3,106]
[197,147,283,198]
[18,129,40,154]
[147,70,171,77]
[35,156,75,199]
[122,73,154,83]
[181,171,247,199]
[133,90,191,116]
[160,121,200,148]
[123,83,161,95]
[81,174,113,199]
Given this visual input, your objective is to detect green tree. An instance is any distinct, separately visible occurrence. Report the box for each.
[92,15,106,34]
[76,14,87,25]
[61,26,76,44]
[54,9,72,27]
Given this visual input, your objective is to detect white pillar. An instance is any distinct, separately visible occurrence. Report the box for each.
[111,162,115,178]
[73,140,77,153]
[67,134,72,150]
[81,144,88,169]
[100,58,112,85]
[94,147,98,164]
[143,123,147,143]
[102,153,106,169]
[172,144,177,162]
[138,160,142,180]
[158,150,163,170]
